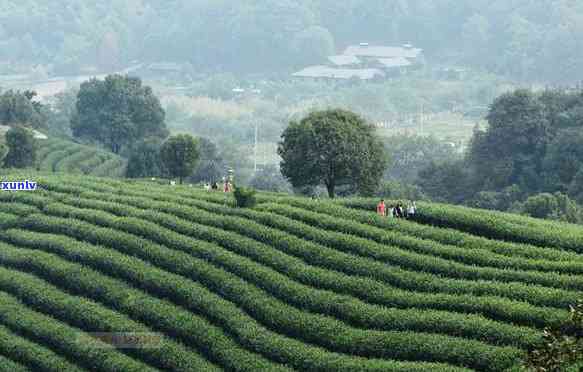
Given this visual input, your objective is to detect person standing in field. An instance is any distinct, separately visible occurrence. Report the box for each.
[408,201,417,217]
[377,199,386,217]
[387,204,394,218]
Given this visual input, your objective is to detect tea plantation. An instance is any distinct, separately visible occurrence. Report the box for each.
[36,138,127,177]
[0,172,581,371]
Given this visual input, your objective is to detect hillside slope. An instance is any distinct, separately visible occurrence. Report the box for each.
[0,173,581,371]
[35,138,126,177]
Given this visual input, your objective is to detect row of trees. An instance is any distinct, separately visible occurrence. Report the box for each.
[0,127,37,169]
[2,0,583,81]
[415,88,583,223]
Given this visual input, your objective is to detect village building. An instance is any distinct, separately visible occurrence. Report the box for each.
[293,43,425,81]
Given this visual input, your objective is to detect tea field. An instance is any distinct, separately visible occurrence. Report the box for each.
[0,172,581,371]
[35,138,127,177]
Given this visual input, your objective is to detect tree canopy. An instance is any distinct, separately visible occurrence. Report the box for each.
[71,75,168,154]
[2,0,583,81]
[3,126,36,168]
[278,109,387,198]
[0,90,46,130]
[160,134,200,184]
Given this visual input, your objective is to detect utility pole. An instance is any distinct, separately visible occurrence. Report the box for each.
[420,102,424,136]
[254,121,258,173]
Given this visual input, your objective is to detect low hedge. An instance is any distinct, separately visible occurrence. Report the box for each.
[0,288,155,372]
[0,323,82,372]
[36,196,544,349]
[257,203,583,277]
[28,190,569,329]
[0,263,221,372]
[1,226,469,372]
[0,239,289,372]
[279,197,583,264]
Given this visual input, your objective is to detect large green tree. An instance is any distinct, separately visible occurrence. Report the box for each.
[0,143,8,166]
[160,134,200,184]
[3,126,36,168]
[0,90,45,130]
[126,138,164,179]
[190,137,224,184]
[71,75,168,154]
[468,89,550,192]
[278,109,387,198]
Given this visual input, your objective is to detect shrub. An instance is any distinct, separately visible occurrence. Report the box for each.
[526,300,583,371]
[234,185,257,208]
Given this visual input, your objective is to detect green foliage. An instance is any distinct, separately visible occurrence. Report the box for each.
[377,181,427,201]
[233,186,257,208]
[35,138,126,177]
[467,185,524,212]
[513,193,583,224]
[126,139,164,178]
[411,202,583,254]
[418,160,472,204]
[72,75,167,154]
[543,129,583,192]
[384,135,460,183]
[526,301,583,371]
[3,126,36,168]
[250,165,292,193]
[189,137,224,183]
[0,143,7,166]
[5,172,583,371]
[469,89,550,192]
[160,134,200,184]
[44,88,78,138]
[278,109,387,198]
[0,90,45,130]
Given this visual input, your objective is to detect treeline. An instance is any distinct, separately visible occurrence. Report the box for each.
[1,0,583,82]
[413,88,583,223]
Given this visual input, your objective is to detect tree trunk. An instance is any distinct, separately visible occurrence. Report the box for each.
[326,182,335,199]
[179,176,183,184]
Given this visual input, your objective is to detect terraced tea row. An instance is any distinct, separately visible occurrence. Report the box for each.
[35,138,126,177]
[0,218,469,372]
[3,187,570,328]
[0,173,582,371]
[338,198,583,254]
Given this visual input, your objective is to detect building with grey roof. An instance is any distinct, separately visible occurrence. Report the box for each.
[327,55,361,66]
[343,44,423,60]
[292,65,385,80]
[292,43,423,81]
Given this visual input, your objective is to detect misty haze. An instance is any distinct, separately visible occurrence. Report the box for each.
[0,1,582,371]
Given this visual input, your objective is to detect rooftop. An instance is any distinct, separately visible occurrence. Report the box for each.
[292,65,385,80]
[147,62,183,71]
[377,57,412,68]
[327,55,361,66]
[343,45,423,59]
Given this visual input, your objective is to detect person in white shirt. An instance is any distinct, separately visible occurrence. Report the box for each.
[408,202,416,217]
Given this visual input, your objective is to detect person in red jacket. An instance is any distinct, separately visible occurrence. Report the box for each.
[376,199,386,217]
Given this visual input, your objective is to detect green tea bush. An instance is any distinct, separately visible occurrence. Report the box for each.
[37,183,569,327]
[37,196,543,349]
[1,227,471,372]
[0,288,155,372]
[0,239,288,372]
[0,323,83,372]
[0,264,221,372]
[234,185,257,208]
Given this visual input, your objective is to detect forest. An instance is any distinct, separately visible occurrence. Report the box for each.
[1,0,583,83]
